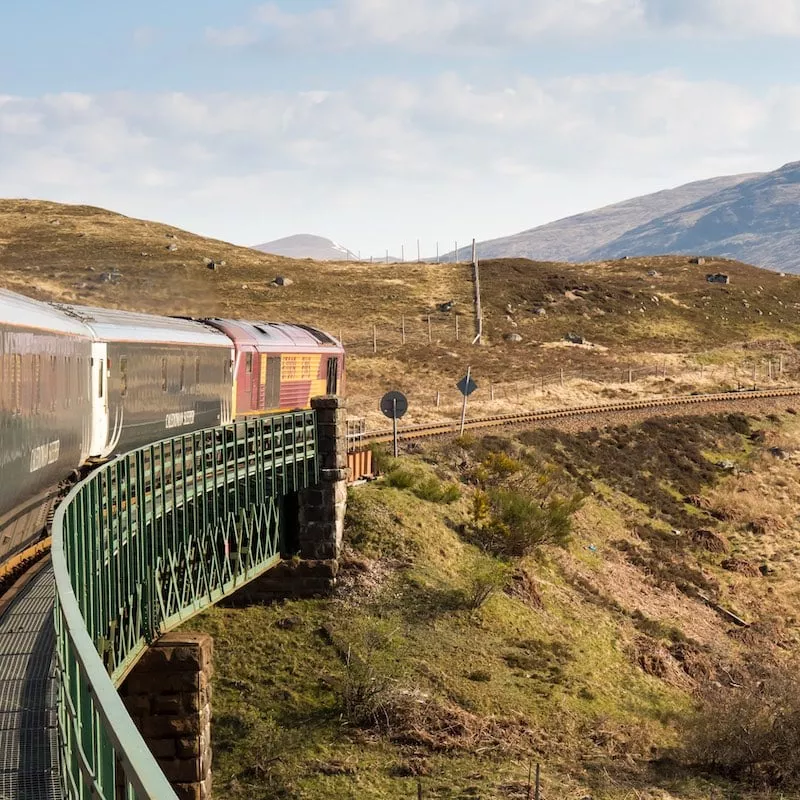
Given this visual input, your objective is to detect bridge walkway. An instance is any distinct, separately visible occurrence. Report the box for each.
[0,564,59,799]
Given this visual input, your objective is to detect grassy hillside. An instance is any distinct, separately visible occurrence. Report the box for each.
[2,199,800,427]
[192,409,800,799]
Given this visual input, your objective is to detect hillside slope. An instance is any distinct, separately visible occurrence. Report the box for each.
[3,199,800,428]
[193,410,800,798]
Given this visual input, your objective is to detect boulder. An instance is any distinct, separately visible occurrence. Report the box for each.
[272,276,293,287]
[565,332,585,345]
[504,333,523,343]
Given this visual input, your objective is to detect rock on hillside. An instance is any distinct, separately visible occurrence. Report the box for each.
[445,172,758,263]
[587,161,800,272]
[252,234,357,261]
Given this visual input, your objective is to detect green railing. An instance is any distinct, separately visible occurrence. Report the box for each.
[51,411,318,800]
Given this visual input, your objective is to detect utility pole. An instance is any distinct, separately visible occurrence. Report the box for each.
[436,242,439,263]
[454,241,458,262]
[401,244,404,263]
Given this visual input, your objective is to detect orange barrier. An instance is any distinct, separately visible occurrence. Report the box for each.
[347,449,374,483]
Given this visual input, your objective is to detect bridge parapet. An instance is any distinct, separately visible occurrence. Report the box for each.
[51,410,319,800]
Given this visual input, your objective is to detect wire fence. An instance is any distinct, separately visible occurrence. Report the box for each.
[345,348,799,441]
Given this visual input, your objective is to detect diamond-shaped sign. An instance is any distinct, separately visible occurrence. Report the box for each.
[456,374,478,397]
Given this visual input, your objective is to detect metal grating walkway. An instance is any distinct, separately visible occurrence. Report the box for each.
[0,566,60,800]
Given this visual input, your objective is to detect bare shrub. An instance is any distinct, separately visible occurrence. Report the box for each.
[337,646,392,728]
[689,528,729,553]
[460,560,509,611]
[684,662,800,787]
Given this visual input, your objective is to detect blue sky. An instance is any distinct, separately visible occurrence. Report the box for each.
[2,0,800,255]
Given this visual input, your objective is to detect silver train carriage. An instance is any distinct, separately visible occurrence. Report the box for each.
[58,305,235,458]
[0,291,93,562]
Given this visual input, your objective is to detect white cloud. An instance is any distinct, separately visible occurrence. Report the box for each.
[0,71,797,253]
[205,0,800,49]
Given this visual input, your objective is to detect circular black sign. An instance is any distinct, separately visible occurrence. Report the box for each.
[380,390,408,419]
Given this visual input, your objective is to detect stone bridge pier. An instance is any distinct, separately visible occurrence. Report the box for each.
[120,396,349,799]
[240,394,349,599]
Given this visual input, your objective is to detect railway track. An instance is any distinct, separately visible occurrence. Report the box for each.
[357,387,800,446]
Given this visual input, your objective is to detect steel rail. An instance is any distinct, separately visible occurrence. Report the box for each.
[356,387,800,446]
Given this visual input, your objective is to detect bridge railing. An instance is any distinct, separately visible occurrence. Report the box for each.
[51,411,318,800]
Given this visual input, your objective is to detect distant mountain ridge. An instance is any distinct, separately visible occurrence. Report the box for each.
[445,162,800,273]
[252,234,357,261]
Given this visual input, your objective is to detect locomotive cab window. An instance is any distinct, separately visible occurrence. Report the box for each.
[326,357,338,395]
[245,352,253,374]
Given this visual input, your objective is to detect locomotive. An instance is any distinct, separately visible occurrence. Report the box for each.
[0,289,345,567]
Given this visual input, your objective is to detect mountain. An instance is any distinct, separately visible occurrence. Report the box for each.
[586,161,800,271]
[444,173,759,263]
[252,234,358,261]
[456,161,800,272]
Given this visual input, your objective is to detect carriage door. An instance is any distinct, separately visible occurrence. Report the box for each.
[326,357,338,395]
[89,342,109,457]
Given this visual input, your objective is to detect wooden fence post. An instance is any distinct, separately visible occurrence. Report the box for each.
[455,314,459,341]
[401,315,406,345]
[427,315,432,343]
[373,324,377,354]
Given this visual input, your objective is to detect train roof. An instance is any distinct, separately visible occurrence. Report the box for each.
[0,289,92,338]
[57,304,232,348]
[202,319,343,351]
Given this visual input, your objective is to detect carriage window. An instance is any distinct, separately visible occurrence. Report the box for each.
[97,359,104,399]
[179,358,186,392]
[33,354,41,412]
[195,357,201,391]
[65,356,71,407]
[120,357,128,397]
[50,355,57,411]
[245,352,253,374]
[161,357,168,392]
[13,354,21,414]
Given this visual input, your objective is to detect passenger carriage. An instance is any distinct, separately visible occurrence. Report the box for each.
[0,291,93,561]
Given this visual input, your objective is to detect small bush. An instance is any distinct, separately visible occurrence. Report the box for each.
[370,443,396,474]
[460,560,509,611]
[337,647,392,728]
[684,662,800,787]
[215,708,296,780]
[482,451,524,478]
[385,467,416,489]
[476,488,583,557]
[412,475,461,504]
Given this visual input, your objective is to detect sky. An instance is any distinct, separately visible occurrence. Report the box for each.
[2,0,800,257]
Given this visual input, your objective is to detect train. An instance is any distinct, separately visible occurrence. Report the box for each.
[0,288,345,567]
